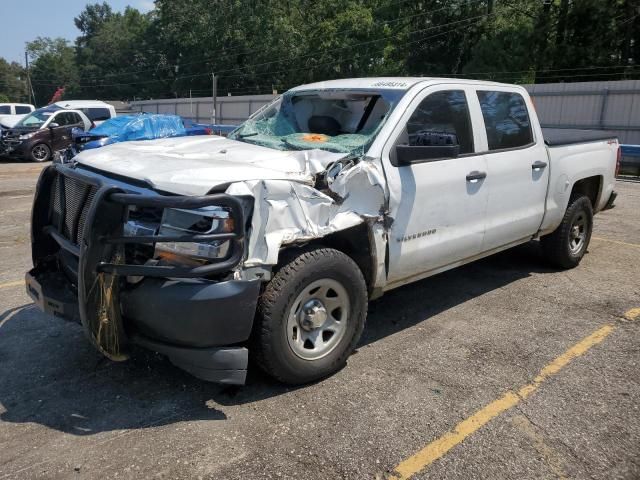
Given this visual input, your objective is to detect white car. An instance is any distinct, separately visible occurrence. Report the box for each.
[26,77,618,385]
[54,100,116,126]
[0,103,35,129]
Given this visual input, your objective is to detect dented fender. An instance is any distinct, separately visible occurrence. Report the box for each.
[226,159,390,290]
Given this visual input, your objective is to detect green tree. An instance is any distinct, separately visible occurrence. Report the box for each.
[463,0,639,84]
[27,37,79,105]
[12,0,640,102]
[0,58,28,103]
[75,6,157,100]
[75,1,115,47]
[462,0,538,83]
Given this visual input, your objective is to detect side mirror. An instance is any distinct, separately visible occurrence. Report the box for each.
[395,131,460,165]
[49,122,60,128]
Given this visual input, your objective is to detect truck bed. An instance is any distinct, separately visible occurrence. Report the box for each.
[542,128,618,147]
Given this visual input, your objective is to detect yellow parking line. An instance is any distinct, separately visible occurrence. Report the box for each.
[591,236,640,248]
[0,280,24,290]
[389,309,639,480]
[624,308,640,321]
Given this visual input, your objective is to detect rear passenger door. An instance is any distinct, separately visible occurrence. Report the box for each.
[62,112,84,147]
[475,88,549,251]
[68,112,85,130]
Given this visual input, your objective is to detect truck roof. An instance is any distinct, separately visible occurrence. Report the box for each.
[54,100,113,109]
[0,103,34,107]
[288,77,517,92]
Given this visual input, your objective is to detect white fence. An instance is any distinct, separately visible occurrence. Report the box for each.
[130,80,640,144]
[130,94,275,125]
[526,80,640,145]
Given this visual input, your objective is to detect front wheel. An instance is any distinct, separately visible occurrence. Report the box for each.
[30,143,51,163]
[541,195,593,269]
[254,247,368,384]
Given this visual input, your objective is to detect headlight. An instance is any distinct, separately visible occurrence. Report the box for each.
[154,207,235,264]
[18,132,37,140]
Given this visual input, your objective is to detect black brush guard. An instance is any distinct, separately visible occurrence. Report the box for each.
[32,163,245,278]
[28,164,255,384]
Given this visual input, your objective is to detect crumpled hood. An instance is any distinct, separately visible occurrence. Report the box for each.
[75,135,346,195]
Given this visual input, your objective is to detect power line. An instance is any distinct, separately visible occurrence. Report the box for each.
[423,64,640,77]
[19,2,640,98]
[70,0,469,83]
[28,11,489,89]
[217,13,492,78]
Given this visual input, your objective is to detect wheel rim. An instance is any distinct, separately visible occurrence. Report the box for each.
[569,212,587,254]
[286,278,350,360]
[32,145,49,161]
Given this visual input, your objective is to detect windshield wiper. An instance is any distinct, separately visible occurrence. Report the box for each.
[238,132,258,138]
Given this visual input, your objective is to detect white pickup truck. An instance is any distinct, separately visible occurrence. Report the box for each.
[26,78,618,385]
[0,103,35,129]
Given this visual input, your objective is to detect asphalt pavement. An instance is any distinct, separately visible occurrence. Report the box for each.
[0,159,638,479]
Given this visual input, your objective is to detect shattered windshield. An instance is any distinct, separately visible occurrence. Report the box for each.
[15,107,60,128]
[229,89,406,155]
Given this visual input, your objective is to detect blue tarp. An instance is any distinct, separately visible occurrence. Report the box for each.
[89,114,186,142]
[63,114,231,161]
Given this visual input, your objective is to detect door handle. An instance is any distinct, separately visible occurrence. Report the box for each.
[466,171,487,183]
[532,161,548,171]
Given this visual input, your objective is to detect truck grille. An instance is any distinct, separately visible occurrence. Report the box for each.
[50,173,98,246]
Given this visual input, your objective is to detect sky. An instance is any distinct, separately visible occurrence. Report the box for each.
[0,0,155,65]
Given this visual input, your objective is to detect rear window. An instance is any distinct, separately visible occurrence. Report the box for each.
[477,91,533,150]
[0,106,10,114]
[15,106,32,114]
[84,108,111,121]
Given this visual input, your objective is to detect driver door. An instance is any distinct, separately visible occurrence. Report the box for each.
[383,86,490,286]
[49,112,71,150]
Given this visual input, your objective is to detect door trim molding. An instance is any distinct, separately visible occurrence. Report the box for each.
[383,236,533,292]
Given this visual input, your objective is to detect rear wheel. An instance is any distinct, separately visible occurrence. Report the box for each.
[30,143,51,163]
[541,195,593,269]
[254,247,367,384]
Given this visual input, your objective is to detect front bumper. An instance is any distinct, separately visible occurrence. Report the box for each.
[26,266,259,384]
[27,164,257,385]
[0,138,27,158]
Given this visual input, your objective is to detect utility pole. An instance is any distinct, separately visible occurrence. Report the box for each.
[25,51,36,106]
[211,73,217,124]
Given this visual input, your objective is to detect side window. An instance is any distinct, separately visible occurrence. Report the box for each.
[15,106,32,114]
[477,91,533,150]
[70,113,82,124]
[406,90,474,154]
[54,112,71,126]
[0,106,10,114]
[86,108,111,121]
[50,113,64,126]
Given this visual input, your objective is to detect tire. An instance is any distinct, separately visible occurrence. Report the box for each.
[255,247,368,385]
[541,195,593,269]
[30,143,51,163]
